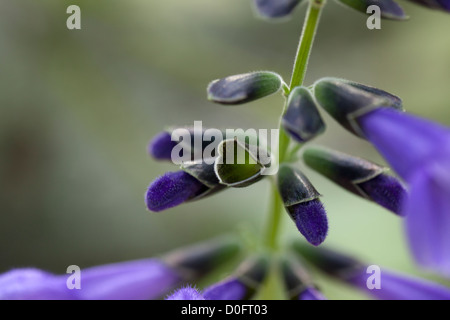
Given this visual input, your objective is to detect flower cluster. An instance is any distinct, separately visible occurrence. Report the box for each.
[2,0,450,300]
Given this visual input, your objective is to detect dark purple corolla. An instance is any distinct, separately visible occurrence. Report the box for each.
[146,171,207,212]
[358,108,450,277]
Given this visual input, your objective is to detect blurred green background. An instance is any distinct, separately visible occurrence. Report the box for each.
[1,0,450,299]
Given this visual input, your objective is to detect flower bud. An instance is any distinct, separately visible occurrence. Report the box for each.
[281,256,326,300]
[277,164,328,246]
[336,0,408,20]
[292,242,450,300]
[291,241,365,279]
[166,286,205,300]
[253,0,302,19]
[163,236,241,280]
[214,139,271,188]
[203,255,269,300]
[303,147,407,216]
[207,71,283,105]
[313,78,403,138]
[148,127,225,162]
[406,0,450,13]
[282,86,326,143]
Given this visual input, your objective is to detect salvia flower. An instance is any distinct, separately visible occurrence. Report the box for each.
[166,286,205,300]
[335,0,408,20]
[253,0,303,19]
[146,171,209,212]
[207,71,284,105]
[203,256,269,300]
[405,0,450,12]
[303,146,407,216]
[149,127,226,162]
[313,77,403,138]
[282,86,326,143]
[0,237,240,300]
[167,256,269,300]
[277,164,328,246]
[356,107,450,276]
[148,131,178,161]
[294,242,450,300]
[281,256,326,300]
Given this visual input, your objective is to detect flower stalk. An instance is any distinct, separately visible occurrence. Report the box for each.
[265,0,326,251]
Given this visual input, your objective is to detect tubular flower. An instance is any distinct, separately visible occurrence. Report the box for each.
[357,108,450,276]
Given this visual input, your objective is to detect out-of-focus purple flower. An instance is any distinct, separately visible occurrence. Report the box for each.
[148,131,177,161]
[294,243,450,300]
[146,171,208,212]
[349,269,450,300]
[203,279,247,300]
[0,269,74,300]
[358,108,450,276]
[0,237,240,300]
[0,259,179,300]
[281,256,327,300]
[299,288,326,300]
[203,256,268,300]
[253,0,302,19]
[166,286,205,300]
[278,164,329,246]
[406,0,450,13]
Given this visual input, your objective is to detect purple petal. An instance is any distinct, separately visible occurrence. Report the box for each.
[299,287,326,300]
[358,174,407,216]
[166,286,205,300]
[358,108,450,181]
[148,132,178,161]
[349,269,450,300]
[74,258,180,300]
[404,165,450,277]
[254,0,302,18]
[146,171,207,212]
[0,269,74,300]
[291,200,328,246]
[407,0,450,12]
[203,279,247,300]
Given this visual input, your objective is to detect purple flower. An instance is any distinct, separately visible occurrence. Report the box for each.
[358,174,406,215]
[146,171,208,212]
[0,269,74,300]
[278,164,329,246]
[281,256,327,300]
[290,200,328,247]
[349,269,450,300]
[203,256,268,300]
[295,243,450,300]
[0,259,180,300]
[406,0,450,12]
[0,237,240,300]
[203,279,247,300]
[166,286,205,300]
[148,131,177,161]
[253,0,302,19]
[299,288,326,300]
[358,108,450,276]
[303,147,407,216]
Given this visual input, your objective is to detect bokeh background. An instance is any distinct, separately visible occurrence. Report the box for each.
[1,0,450,299]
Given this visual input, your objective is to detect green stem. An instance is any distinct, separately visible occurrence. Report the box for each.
[290,0,325,90]
[264,0,326,251]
